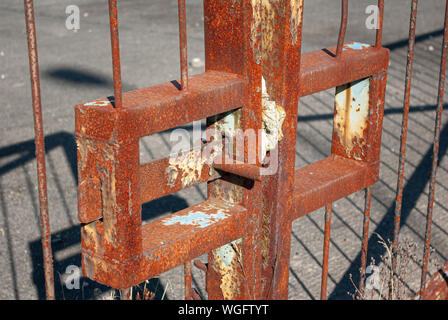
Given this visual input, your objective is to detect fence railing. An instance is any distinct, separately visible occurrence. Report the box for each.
[23,0,447,300]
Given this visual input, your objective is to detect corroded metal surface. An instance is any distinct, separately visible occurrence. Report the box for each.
[69,0,448,301]
[20,0,448,301]
[392,0,419,272]
[420,0,448,298]
[24,0,55,300]
[75,0,392,300]
[418,261,448,300]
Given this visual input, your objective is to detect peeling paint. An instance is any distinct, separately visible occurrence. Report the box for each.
[334,78,370,160]
[166,166,178,187]
[261,0,275,61]
[251,0,262,64]
[82,222,100,250]
[261,77,286,159]
[84,100,114,107]
[344,42,371,51]
[162,210,229,228]
[290,0,303,45]
[96,148,117,246]
[76,139,96,171]
[215,111,236,138]
[213,239,243,300]
[167,148,206,188]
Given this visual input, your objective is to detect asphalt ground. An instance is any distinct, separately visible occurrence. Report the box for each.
[0,0,447,300]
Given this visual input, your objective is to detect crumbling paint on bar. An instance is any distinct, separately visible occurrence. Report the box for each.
[211,239,244,300]
[162,211,230,229]
[334,78,370,161]
[344,42,371,51]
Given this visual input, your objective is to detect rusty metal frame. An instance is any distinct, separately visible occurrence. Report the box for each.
[23,0,448,300]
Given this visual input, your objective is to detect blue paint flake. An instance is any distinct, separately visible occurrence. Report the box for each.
[162,211,229,228]
[344,42,371,51]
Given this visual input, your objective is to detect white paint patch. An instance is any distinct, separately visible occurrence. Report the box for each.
[214,238,243,300]
[334,78,370,159]
[162,210,229,229]
[261,77,286,160]
[84,100,113,107]
[167,148,206,188]
[344,42,371,51]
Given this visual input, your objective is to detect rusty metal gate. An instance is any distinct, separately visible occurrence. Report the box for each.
[23,0,448,300]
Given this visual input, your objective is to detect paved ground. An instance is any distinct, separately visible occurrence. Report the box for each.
[0,0,447,300]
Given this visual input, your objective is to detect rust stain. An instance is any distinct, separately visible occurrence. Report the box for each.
[168,148,207,188]
[334,78,370,160]
[97,147,117,246]
[77,138,97,171]
[251,0,262,64]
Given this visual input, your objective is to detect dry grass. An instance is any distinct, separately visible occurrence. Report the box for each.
[349,233,440,300]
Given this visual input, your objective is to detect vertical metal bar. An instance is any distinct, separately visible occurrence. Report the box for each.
[375,0,385,48]
[178,0,189,90]
[359,186,372,296]
[320,204,332,300]
[336,0,348,57]
[24,0,55,301]
[419,0,448,298]
[108,0,123,108]
[184,261,192,300]
[392,0,418,285]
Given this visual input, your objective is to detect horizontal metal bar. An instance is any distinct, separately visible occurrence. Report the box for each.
[212,158,263,182]
[293,156,376,220]
[75,71,248,143]
[139,154,219,204]
[298,45,389,97]
[82,199,249,289]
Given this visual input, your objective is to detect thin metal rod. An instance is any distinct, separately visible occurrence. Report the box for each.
[178,0,188,90]
[108,0,123,108]
[184,262,192,300]
[375,0,385,48]
[24,0,55,301]
[419,0,448,298]
[320,204,332,300]
[358,186,372,296]
[392,0,418,280]
[336,0,348,57]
